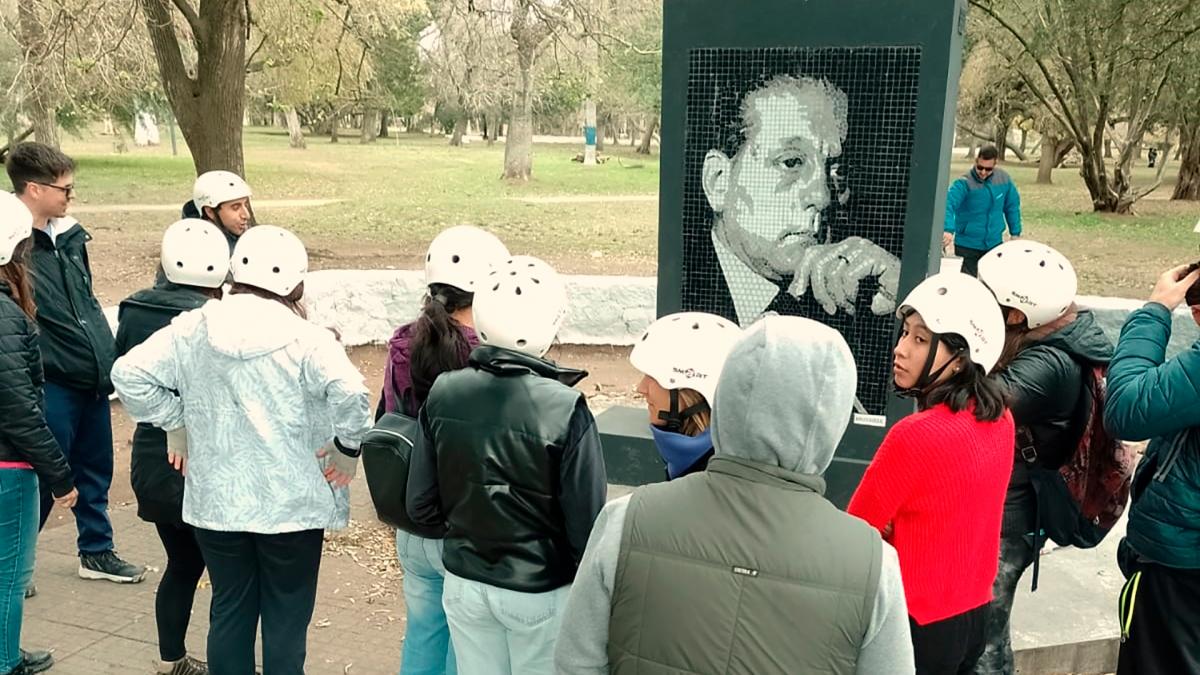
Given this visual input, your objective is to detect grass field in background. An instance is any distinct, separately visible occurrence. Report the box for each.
[60,126,1198,300]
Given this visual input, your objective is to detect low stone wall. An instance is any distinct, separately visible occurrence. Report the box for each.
[105,270,1200,356]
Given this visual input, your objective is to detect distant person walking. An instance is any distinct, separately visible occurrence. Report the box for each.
[942,145,1022,276]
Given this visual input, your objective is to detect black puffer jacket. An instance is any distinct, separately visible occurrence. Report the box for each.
[407,345,608,593]
[0,279,73,496]
[28,220,116,394]
[115,282,213,524]
[994,308,1114,536]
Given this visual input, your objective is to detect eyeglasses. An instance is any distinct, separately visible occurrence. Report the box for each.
[35,182,75,198]
[974,164,995,175]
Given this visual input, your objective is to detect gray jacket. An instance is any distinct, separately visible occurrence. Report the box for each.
[555,316,914,674]
[112,294,371,533]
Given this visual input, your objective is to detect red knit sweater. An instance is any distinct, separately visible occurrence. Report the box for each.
[848,403,1014,625]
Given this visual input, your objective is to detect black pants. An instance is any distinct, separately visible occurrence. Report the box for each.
[1117,562,1200,674]
[155,523,207,662]
[193,528,324,675]
[954,245,988,277]
[910,603,989,675]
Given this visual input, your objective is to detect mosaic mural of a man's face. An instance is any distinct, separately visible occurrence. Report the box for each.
[681,47,920,417]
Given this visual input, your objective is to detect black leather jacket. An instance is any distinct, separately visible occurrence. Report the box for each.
[0,280,73,495]
[407,345,608,593]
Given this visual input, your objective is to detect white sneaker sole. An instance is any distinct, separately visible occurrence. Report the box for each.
[78,566,147,583]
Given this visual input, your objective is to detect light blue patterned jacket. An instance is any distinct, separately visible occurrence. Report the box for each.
[111,294,370,534]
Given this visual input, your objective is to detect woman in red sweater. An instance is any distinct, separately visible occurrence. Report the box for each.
[848,271,1013,675]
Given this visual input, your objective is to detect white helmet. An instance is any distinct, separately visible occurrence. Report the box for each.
[424,225,509,292]
[0,191,32,266]
[630,312,741,405]
[192,171,252,211]
[978,240,1077,329]
[230,225,308,296]
[161,219,231,288]
[897,271,1006,374]
[472,255,566,357]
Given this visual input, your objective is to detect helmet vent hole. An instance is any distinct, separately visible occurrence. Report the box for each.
[242,257,249,265]
[452,255,461,263]
[516,339,527,348]
[936,287,948,296]
[515,287,522,295]
[206,265,214,272]
[272,266,280,274]
[692,323,700,330]
[426,254,431,262]
[492,283,500,291]
[1039,260,1046,267]
[531,278,540,284]
[640,333,648,341]
[176,261,184,268]
[510,271,516,276]
[481,331,488,341]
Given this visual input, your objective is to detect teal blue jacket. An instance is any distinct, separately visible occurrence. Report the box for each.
[1104,302,1200,569]
[944,167,1022,250]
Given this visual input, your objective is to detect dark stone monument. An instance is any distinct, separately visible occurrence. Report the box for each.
[598,0,969,506]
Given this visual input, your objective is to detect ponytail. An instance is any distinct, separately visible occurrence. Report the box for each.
[409,283,475,406]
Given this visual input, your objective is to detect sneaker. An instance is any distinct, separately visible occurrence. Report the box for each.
[5,649,54,674]
[78,551,147,583]
[159,655,208,675]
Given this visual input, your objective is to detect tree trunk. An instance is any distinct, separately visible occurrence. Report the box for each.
[993,122,1008,161]
[637,116,658,155]
[450,113,468,147]
[1037,134,1057,184]
[964,139,977,159]
[285,107,306,149]
[1104,139,1112,158]
[360,109,379,144]
[379,110,391,138]
[502,46,536,180]
[1019,128,1028,154]
[18,1,59,149]
[1172,122,1200,200]
[141,0,247,175]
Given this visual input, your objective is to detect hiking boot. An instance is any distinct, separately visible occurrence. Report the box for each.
[159,655,208,675]
[4,649,54,675]
[78,550,147,583]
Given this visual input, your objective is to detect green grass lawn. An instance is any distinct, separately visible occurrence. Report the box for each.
[60,126,1199,301]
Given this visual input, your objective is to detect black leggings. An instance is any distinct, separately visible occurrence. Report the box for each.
[155,523,207,662]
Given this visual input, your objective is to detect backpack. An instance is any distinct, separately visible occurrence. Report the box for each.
[360,375,443,538]
[1020,362,1135,551]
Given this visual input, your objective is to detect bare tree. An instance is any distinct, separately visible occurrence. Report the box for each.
[141,0,248,175]
[16,0,60,147]
[970,0,1200,213]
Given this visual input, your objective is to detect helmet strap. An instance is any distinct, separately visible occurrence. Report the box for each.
[656,389,711,432]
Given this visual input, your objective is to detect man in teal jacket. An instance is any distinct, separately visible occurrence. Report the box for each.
[1104,263,1200,674]
[942,145,1022,275]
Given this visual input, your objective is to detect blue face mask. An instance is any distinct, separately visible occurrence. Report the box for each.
[649,425,714,480]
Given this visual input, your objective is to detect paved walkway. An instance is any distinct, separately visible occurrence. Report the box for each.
[69,199,343,215]
[24,482,404,674]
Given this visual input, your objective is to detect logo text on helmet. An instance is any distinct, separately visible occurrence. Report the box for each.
[672,367,707,379]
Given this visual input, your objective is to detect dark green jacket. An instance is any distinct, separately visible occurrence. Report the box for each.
[0,280,73,496]
[608,457,881,674]
[407,345,607,592]
[115,282,213,524]
[995,309,1113,535]
[1105,302,1200,569]
[28,221,116,394]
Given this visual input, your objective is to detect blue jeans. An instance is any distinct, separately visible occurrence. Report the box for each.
[396,531,456,675]
[0,469,39,672]
[442,572,569,675]
[37,382,114,555]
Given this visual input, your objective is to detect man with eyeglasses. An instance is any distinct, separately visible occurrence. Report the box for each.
[6,142,147,589]
[942,145,1023,276]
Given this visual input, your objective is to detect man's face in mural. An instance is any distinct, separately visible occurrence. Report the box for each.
[702,77,846,281]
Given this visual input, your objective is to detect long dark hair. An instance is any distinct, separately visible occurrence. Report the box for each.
[228,281,306,319]
[409,283,474,406]
[0,251,36,320]
[921,333,1008,423]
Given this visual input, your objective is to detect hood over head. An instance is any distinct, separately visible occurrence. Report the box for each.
[711,315,857,475]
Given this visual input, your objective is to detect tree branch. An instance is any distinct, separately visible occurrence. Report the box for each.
[168,0,203,42]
